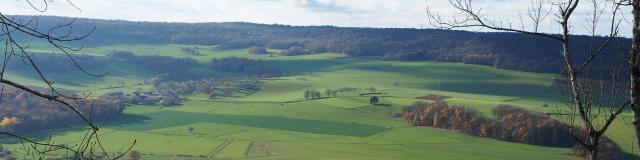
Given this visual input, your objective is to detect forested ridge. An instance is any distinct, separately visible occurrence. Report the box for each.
[12,15,628,73]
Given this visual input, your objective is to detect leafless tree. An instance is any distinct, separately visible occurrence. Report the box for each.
[618,0,640,156]
[427,0,626,159]
[0,1,134,159]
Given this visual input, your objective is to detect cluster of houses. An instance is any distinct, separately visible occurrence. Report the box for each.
[100,91,182,106]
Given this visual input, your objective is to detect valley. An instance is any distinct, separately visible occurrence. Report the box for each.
[0,44,632,159]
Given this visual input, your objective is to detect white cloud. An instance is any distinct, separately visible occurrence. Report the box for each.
[0,0,631,36]
[288,0,402,13]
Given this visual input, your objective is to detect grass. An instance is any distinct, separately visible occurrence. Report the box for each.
[2,43,634,159]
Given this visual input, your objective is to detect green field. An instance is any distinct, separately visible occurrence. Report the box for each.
[2,44,635,159]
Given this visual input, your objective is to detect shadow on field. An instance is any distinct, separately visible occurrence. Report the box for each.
[351,62,562,99]
[432,81,561,99]
[108,111,385,137]
[270,58,359,73]
[624,152,640,160]
[0,114,150,144]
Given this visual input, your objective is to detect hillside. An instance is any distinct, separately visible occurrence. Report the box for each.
[10,15,628,74]
[0,43,633,159]
[0,48,574,159]
[0,15,634,160]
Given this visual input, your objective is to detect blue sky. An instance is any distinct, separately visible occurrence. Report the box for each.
[0,0,631,36]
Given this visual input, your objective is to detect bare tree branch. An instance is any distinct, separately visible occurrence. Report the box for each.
[0,1,133,159]
[428,0,627,159]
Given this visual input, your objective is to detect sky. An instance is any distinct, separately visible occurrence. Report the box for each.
[0,0,632,36]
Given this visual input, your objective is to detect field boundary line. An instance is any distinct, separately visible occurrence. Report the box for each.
[208,139,234,158]
[244,141,254,157]
[267,141,273,156]
[212,129,255,138]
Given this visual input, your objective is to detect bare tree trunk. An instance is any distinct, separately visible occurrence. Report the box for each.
[591,138,600,160]
[631,0,640,154]
[427,0,628,159]
[587,150,597,160]
[587,149,596,160]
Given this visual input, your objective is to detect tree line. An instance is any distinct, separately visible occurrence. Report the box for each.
[302,87,367,100]
[154,78,262,99]
[0,86,125,136]
[155,79,218,95]
[10,16,628,74]
[6,53,106,75]
[403,102,624,159]
[210,57,282,76]
[110,51,210,82]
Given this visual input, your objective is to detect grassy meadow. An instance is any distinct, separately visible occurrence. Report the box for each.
[2,44,635,159]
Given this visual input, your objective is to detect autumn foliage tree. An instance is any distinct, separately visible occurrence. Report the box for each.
[403,102,624,159]
[427,0,628,159]
[0,87,125,135]
[0,1,135,159]
[127,150,141,160]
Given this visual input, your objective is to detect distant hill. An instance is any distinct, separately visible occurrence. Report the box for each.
[10,15,630,74]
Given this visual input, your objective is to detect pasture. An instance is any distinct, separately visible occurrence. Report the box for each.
[2,44,634,159]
